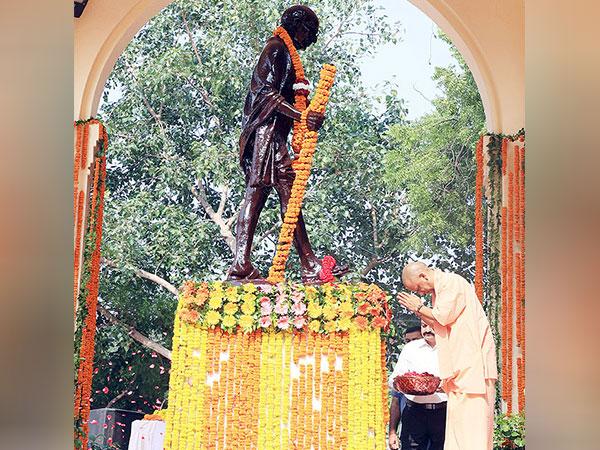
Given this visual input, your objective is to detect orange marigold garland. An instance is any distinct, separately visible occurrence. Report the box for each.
[501,205,508,404]
[501,137,507,176]
[273,26,310,156]
[268,64,336,283]
[74,124,83,222]
[514,145,522,410]
[515,250,523,412]
[74,190,85,319]
[507,169,514,414]
[81,121,89,170]
[74,123,107,449]
[475,136,484,301]
[517,145,525,411]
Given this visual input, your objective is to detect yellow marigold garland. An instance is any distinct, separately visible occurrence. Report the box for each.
[164,284,389,449]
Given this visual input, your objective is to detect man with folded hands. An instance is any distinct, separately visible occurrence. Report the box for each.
[397,261,497,450]
[388,321,446,450]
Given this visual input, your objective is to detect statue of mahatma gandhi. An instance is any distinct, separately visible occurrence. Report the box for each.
[227,5,348,283]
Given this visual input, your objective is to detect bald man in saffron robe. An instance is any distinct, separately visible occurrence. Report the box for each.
[397,261,497,450]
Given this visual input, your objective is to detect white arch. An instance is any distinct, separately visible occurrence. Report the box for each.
[75,0,523,132]
[75,0,173,119]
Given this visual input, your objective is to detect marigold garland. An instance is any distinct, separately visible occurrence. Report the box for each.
[73,122,107,450]
[501,137,507,176]
[514,145,522,412]
[501,205,508,403]
[475,136,484,301]
[507,169,514,414]
[267,64,337,283]
[479,134,526,415]
[518,145,526,413]
[73,190,85,320]
[81,121,89,171]
[73,124,82,222]
[164,287,388,448]
[273,26,309,157]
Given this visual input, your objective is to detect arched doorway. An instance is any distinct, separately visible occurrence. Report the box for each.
[75,0,524,133]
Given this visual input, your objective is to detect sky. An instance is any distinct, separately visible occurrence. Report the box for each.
[358,0,457,120]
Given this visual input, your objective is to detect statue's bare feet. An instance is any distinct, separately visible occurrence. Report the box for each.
[227,262,262,281]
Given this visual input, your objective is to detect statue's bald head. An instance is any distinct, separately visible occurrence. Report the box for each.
[281,5,319,50]
[401,261,435,294]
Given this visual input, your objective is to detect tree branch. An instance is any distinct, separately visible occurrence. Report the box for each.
[256,220,282,246]
[98,304,172,360]
[217,185,229,217]
[180,12,218,112]
[101,257,179,296]
[371,207,379,250]
[191,179,236,254]
[123,60,171,145]
[360,255,393,278]
[323,15,353,50]
[106,388,130,409]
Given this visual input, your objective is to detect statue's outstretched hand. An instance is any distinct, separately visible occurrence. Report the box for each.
[306,111,325,131]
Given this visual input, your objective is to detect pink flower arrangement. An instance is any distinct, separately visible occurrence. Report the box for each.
[260,301,273,316]
[277,316,291,330]
[291,289,305,303]
[293,316,306,329]
[292,301,307,316]
[259,316,272,328]
[260,284,273,294]
[274,301,289,315]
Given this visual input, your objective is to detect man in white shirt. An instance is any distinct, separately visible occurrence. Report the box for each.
[389,325,423,450]
[388,321,447,450]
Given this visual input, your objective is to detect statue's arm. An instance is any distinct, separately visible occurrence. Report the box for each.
[253,39,323,130]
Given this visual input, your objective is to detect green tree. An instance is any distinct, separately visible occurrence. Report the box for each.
[384,32,486,279]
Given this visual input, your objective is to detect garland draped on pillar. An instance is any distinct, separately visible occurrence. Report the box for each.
[474,131,525,414]
[73,119,108,450]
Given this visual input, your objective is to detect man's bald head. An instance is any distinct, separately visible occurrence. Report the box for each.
[402,261,429,282]
[402,261,435,295]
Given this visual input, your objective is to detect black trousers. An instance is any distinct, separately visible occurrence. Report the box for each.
[400,401,446,450]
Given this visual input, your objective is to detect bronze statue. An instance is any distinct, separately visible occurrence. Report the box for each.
[227,5,348,283]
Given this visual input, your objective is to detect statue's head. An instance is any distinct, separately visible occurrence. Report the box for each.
[281,5,319,50]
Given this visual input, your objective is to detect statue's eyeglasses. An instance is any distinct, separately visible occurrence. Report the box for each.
[301,23,319,37]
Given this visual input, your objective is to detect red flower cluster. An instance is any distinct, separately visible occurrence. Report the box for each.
[319,255,336,282]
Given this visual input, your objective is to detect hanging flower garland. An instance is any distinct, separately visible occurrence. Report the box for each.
[267,64,336,283]
[478,132,526,415]
[273,26,310,157]
[507,167,514,413]
[475,136,484,301]
[73,119,108,450]
[518,145,526,412]
[164,283,390,448]
[501,205,507,404]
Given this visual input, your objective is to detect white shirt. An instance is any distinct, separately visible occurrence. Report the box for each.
[388,338,448,404]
